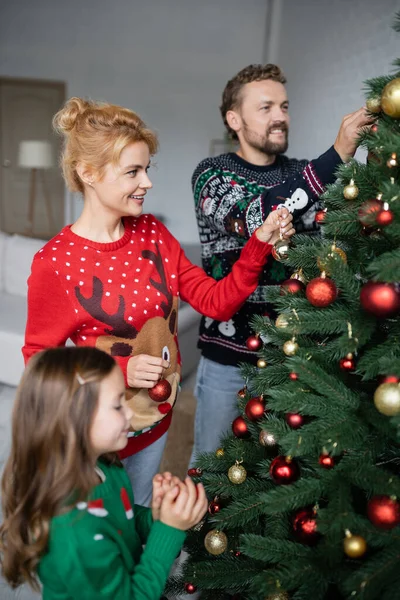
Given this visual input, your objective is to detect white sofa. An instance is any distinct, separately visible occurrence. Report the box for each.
[0,231,201,388]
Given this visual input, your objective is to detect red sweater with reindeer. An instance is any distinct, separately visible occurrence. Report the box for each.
[23,214,272,456]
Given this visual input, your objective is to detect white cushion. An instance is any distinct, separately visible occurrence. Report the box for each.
[4,234,46,297]
[0,292,27,386]
[0,232,9,292]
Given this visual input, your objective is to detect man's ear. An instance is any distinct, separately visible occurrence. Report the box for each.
[76,163,96,187]
[226,109,242,135]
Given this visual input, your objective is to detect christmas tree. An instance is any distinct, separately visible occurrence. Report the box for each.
[167,14,400,600]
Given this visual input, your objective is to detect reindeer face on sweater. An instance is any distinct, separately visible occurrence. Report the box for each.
[75,245,180,432]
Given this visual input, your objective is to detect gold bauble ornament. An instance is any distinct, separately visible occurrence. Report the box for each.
[272,238,291,262]
[283,338,299,356]
[228,463,247,484]
[343,531,367,558]
[387,152,398,168]
[290,268,307,285]
[257,358,267,368]
[366,96,381,114]
[381,78,400,119]
[373,382,400,416]
[275,314,289,329]
[266,592,290,600]
[215,448,225,458]
[204,529,228,555]
[317,245,347,274]
[259,429,277,447]
[343,179,359,200]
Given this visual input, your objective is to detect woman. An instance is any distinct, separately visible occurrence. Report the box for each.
[23,97,294,505]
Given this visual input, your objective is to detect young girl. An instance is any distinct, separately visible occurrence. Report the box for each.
[22,97,295,505]
[0,346,208,599]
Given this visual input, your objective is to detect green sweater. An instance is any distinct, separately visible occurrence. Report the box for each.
[38,461,186,599]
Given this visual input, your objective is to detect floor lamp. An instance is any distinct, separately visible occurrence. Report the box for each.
[18,140,55,234]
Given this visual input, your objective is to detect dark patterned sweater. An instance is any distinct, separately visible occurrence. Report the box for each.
[192,146,342,366]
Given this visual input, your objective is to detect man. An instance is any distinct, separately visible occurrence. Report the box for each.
[189,63,372,462]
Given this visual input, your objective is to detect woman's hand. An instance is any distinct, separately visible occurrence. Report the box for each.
[255,207,295,245]
[127,354,169,388]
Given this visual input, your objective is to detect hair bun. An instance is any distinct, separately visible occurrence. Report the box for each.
[53,97,92,134]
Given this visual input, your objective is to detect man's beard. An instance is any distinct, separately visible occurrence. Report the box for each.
[243,120,289,155]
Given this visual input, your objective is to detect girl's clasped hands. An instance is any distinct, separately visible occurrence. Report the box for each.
[152,471,208,530]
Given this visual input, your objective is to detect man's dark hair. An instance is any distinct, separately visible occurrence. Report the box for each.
[220,64,287,140]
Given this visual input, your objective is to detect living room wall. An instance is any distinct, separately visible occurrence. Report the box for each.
[0,0,269,243]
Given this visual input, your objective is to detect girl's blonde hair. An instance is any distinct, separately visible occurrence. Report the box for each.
[52,97,159,193]
[0,347,118,590]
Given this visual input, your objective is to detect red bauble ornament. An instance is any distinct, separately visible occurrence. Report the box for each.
[315,210,327,223]
[371,124,379,133]
[358,198,383,227]
[234,550,241,557]
[280,278,305,295]
[208,499,221,515]
[270,456,300,485]
[245,397,266,421]
[339,354,355,371]
[380,375,400,384]
[376,208,394,227]
[289,372,298,381]
[246,335,262,351]
[187,467,202,477]
[360,281,400,318]
[367,495,400,530]
[184,582,197,594]
[148,378,172,402]
[157,402,172,415]
[319,454,336,469]
[306,276,337,308]
[292,507,320,545]
[237,387,247,398]
[232,416,250,438]
[285,412,304,429]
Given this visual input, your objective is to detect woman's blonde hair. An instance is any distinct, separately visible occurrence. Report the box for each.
[53,97,159,193]
[0,347,118,590]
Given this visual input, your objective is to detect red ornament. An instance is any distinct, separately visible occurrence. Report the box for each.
[319,454,336,469]
[376,208,394,227]
[245,397,266,421]
[358,198,383,227]
[184,582,197,594]
[280,278,305,295]
[380,375,400,384]
[371,124,379,133]
[270,456,300,485]
[360,281,400,318]
[208,499,221,515]
[292,507,320,545]
[367,495,400,530]
[285,412,304,429]
[237,387,247,398]
[306,276,337,308]
[315,210,327,223]
[339,354,355,371]
[187,467,202,477]
[289,372,298,381]
[246,335,262,351]
[234,550,241,557]
[157,402,172,415]
[148,378,172,402]
[232,416,250,438]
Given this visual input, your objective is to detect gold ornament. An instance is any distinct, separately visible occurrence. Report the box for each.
[272,238,291,262]
[290,268,307,285]
[374,382,400,416]
[215,448,225,458]
[204,529,228,555]
[343,530,367,558]
[387,152,398,168]
[275,314,289,329]
[366,96,381,114]
[228,462,247,484]
[257,358,267,368]
[259,430,277,447]
[283,338,299,356]
[381,77,400,118]
[343,179,359,200]
[317,245,347,274]
[266,592,290,600]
